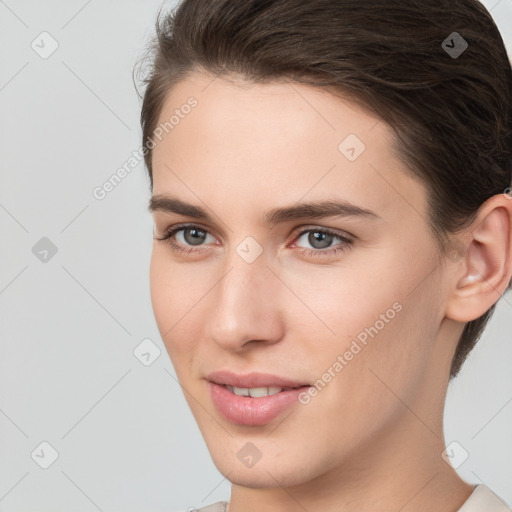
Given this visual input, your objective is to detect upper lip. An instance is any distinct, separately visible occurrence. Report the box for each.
[206,370,310,389]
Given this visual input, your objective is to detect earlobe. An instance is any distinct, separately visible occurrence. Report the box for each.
[445,194,512,322]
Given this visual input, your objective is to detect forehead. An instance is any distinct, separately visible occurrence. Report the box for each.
[153,72,387,154]
[150,71,424,219]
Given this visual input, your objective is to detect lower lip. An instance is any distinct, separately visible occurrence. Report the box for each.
[208,381,311,426]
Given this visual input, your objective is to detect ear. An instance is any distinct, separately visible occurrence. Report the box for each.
[444,191,512,323]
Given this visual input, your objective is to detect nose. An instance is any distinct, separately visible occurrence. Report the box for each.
[206,244,285,352]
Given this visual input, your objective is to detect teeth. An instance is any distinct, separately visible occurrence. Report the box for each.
[225,385,289,397]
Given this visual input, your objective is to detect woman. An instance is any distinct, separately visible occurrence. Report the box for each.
[136,0,512,510]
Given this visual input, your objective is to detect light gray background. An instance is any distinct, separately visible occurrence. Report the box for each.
[0,1,511,511]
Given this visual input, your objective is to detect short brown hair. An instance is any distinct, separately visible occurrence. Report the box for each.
[135,0,512,378]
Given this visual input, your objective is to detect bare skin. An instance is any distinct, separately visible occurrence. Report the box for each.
[148,71,512,512]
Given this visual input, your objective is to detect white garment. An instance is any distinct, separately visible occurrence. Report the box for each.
[457,484,511,512]
[191,484,511,512]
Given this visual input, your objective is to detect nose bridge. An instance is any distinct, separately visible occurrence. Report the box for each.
[207,241,282,349]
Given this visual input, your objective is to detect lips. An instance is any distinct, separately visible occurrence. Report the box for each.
[208,381,311,426]
[206,369,310,389]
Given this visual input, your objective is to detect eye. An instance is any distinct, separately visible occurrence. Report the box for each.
[154,223,354,258]
[154,223,217,255]
[291,227,353,257]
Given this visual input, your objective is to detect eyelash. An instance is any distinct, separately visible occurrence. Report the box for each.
[154,223,354,258]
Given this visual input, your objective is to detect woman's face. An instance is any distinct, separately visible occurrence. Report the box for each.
[149,71,453,487]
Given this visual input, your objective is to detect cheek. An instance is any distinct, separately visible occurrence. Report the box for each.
[286,259,435,403]
[149,246,216,367]
[149,247,170,331]
[149,247,190,357]
[282,259,405,348]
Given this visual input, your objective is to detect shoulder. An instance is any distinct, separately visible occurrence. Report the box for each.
[458,485,511,512]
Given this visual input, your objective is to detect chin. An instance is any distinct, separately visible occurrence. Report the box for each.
[211,450,320,489]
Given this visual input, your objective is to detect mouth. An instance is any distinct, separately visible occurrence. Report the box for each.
[206,369,310,390]
[221,384,306,397]
[207,381,312,426]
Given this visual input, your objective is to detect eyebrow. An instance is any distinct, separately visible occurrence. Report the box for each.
[147,194,380,225]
